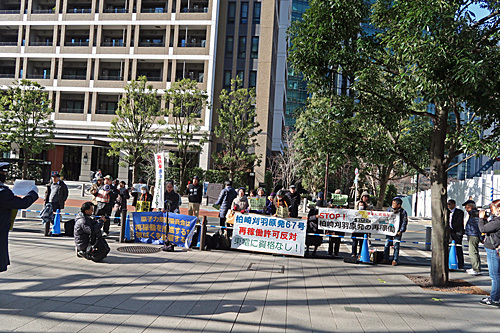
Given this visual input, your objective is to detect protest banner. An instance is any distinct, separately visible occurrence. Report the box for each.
[231,212,306,257]
[248,197,266,210]
[151,152,164,209]
[132,212,197,248]
[318,208,399,236]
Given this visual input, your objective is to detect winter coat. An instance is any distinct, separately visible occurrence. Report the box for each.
[479,215,500,250]
[44,180,69,209]
[187,183,203,203]
[232,195,249,212]
[74,212,103,252]
[0,184,38,272]
[215,186,237,218]
[465,209,480,237]
[164,189,180,213]
[286,191,301,217]
[306,207,322,247]
[113,187,130,212]
[387,206,408,233]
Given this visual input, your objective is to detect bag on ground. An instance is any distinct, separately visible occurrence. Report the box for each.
[86,234,110,262]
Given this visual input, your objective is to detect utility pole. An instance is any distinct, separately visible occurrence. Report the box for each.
[324,154,329,203]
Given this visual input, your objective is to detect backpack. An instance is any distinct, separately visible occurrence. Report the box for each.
[216,229,231,250]
[86,234,110,262]
[64,219,75,237]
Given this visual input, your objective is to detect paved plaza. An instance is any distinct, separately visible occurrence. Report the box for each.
[1,221,499,333]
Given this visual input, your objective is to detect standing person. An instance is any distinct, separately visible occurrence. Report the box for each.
[351,200,367,257]
[94,169,103,181]
[306,203,323,256]
[286,185,300,218]
[131,178,147,207]
[90,176,104,207]
[381,197,408,266]
[95,180,113,237]
[215,180,237,227]
[136,185,153,212]
[163,181,180,213]
[328,190,345,258]
[360,192,374,210]
[186,176,202,218]
[448,199,465,269]
[44,172,69,214]
[266,192,277,215]
[274,189,291,218]
[232,187,249,212]
[113,181,130,226]
[0,162,39,272]
[463,200,481,275]
[478,200,500,306]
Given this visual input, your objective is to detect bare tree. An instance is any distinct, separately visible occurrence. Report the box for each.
[268,129,303,190]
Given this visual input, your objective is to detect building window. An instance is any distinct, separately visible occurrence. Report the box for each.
[238,36,246,58]
[224,70,231,89]
[225,36,234,58]
[228,2,236,24]
[249,71,257,88]
[251,37,259,59]
[240,2,249,24]
[237,70,244,82]
[253,2,261,24]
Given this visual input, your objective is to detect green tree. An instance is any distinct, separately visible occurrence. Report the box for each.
[164,79,208,192]
[213,78,261,181]
[0,80,54,179]
[289,0,500,285]
[108,76,165,183]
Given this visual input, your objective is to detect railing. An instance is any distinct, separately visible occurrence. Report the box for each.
[103,8,128,13]
[32,9,56,14]
[138,41,165,47]
[141,8,166,13]
[98,75,123,81]
[0,10,21,14]
[0,73,15,78]
[101,41,125,47]
[64,41,90,46]
[66,8,92,14]
[62,74,86,80]
[27,74,50,79]
[0,42,18,46]
[59,108,84,114]
[29,41,53,46]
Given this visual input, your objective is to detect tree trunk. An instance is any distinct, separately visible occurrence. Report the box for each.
[375,167,391,210]
[132,162,139,184]
[430,107,449,286]
[22,156,29,180]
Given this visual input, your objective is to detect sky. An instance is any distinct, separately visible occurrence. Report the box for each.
[469,3,490,20]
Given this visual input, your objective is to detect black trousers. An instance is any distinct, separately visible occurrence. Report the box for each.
[450,232,465,269]
[328,232,344,256]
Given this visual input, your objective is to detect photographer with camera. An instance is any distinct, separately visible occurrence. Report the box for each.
[478,200,500,306]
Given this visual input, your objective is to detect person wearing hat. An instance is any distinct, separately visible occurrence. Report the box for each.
[90,176,104,206]
[0,162,39,272]
[44,172,69,214]
[273,189,291,218]
[360,191,374,210]
[464,199,481,275]
[265,192,277,215]
[381,197,408,266]
[286,185,300,218]
[186,176,202,218]
[95,176,115,236]
[215,180,237,227]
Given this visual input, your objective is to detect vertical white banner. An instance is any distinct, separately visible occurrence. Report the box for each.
[152,152,165,209]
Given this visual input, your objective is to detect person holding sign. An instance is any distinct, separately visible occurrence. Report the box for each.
[136,185,153,212]
[351,201,368,257]
[232,187,249,212]
[248,187,268,214]
[215,180,237,227]
[0,162,39,272]
[381,197,408,266]
[274,190,291,218]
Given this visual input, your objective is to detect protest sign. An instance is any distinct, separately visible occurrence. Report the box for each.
[152,152,165,209]
[318,208,399,236]
[12,180,35,196]
[132,212,197,247]
[135,201,150,212]
[248,197,266,210]
[330,194,348,206]
[231,213,306,257]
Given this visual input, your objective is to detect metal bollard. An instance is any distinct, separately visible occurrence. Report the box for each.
[200,216,207,251]
[81,184,85,197]
[425,225,432,251]
[21,210,27,218]
[302,198,308,213]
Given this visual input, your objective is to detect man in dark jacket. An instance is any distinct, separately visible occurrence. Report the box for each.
[382,197,408,266]
[74,202,104,258]
[463,200,481,275]
[215,180,237,227]
[0,162,39,272]
[163,181,180,213]
[286,185,300,218]
[187,176,203,217]
[44,173,69,212]
[448,199,465,269]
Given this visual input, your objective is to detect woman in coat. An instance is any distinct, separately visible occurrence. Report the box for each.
[232,187,249,212]
[215,181,237,227]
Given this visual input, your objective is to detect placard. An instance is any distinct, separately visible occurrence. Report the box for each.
[248,197,267,210]
[12,180,35,196]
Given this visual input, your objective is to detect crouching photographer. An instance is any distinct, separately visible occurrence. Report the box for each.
[74,202,110,262]
[478,200,500,306]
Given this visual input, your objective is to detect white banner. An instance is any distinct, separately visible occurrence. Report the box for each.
[231,213,306,257]
[151,152,165,209]
[318,208,399,236]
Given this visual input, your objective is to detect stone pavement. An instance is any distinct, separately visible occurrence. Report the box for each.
[1,227,499,332]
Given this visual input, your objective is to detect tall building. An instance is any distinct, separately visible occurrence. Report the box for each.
[213,0,291,186]
[0,0,219,181]
[285,0,308,129]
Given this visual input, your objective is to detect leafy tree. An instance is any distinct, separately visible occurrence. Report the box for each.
[164,79,208,192]
[289,0,500,285]
[213,78,261,181]
[108,76,165,183]
[0,80,54,179]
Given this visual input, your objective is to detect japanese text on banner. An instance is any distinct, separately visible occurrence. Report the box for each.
[152,152,164,209]
[132,212,197,247]
[231,212,306,257]
[317,208,399,236]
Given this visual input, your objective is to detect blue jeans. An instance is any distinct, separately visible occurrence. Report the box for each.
[486,248,500,302]
[384,234,402,262]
